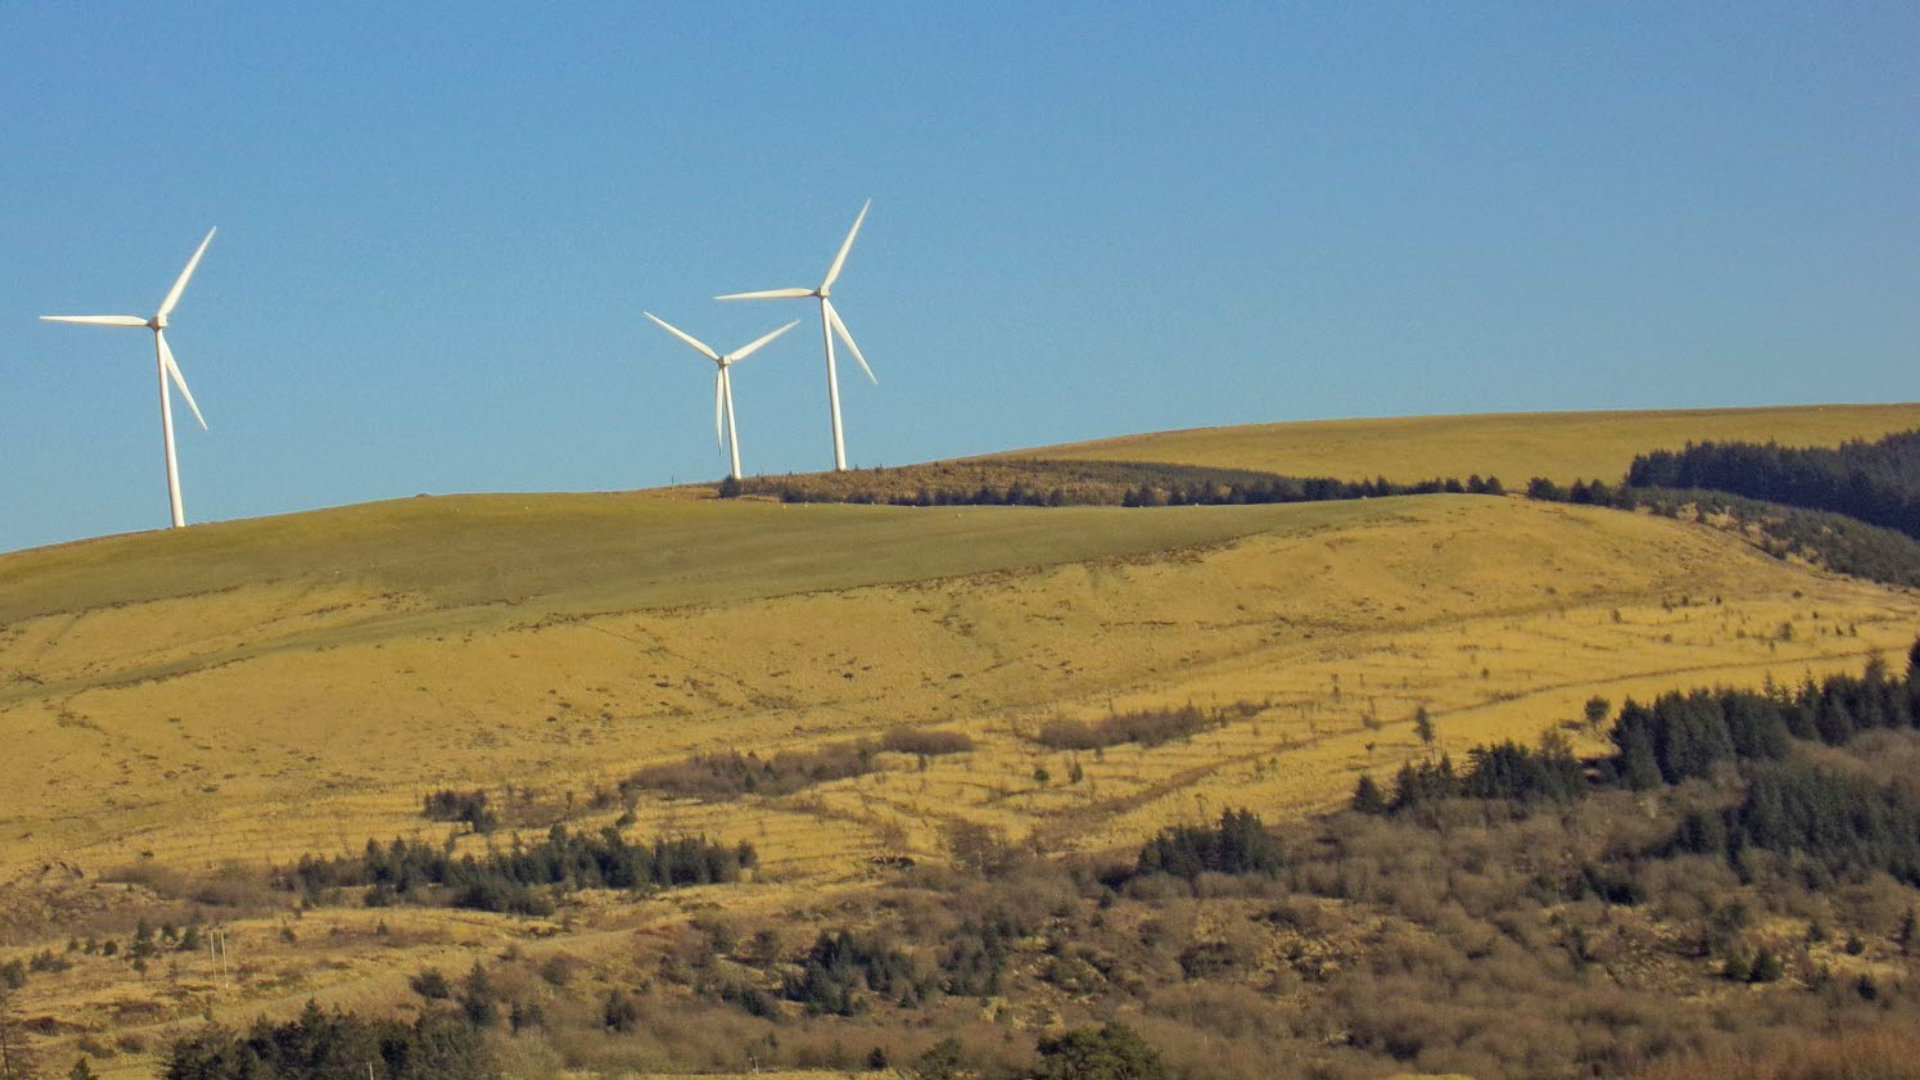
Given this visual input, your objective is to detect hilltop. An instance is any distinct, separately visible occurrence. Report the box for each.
[1014,401,1920,485]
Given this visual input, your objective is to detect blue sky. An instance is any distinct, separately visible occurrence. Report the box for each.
[1,3,1914,552]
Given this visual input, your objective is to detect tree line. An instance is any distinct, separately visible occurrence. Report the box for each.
[753,472,1508,509]
[1520,478,1920,587]
[162,1001,495,1080]
[1356,640,1919,817]
[623,728,974,801]
[1626,428,1920,541]
[278,825,755,915]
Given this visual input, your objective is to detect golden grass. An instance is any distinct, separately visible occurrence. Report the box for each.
[3,493,1913,885]
[4,404,1920,1064]
[1014,402,1920,484]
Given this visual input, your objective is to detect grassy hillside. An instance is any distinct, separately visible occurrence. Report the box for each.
[3,405,1920,1077]
[3,491,1913,884]
[1016,402,1920,484]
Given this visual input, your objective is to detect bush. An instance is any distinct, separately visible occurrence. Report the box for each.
[625,742,876,800]
[422,789,499,832]
[410,968,452,1000]
[1034,1022,1172,1080]
[1034,703,1254,752]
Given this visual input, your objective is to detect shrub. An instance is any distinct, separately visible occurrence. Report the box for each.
[422,788,499,832]
[625,742,876,800]
[1034,1022,1172,1080]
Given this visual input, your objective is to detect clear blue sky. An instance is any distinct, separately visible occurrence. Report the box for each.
[2,3,1914,552]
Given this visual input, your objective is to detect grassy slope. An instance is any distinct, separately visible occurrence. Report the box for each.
[4,405,1920,1064]
[2,492,1914,878]
[1014,402,1920,484]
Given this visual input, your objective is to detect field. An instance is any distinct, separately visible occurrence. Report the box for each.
[1016,401,1920,484]
[3,404,1920,1077]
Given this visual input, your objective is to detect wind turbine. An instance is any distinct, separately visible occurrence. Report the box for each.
[717,199,875,471]
[41,228,217,529]
[643,312,799,481]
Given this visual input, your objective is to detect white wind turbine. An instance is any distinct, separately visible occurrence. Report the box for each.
[40,228,217,529]
[643,312,800,481]
[717,199,875,471]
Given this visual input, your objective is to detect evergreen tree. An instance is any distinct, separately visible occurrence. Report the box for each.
[1351,774,1387,815]
[459,962,498,1028]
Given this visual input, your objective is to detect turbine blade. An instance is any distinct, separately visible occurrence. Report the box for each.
[40,314,149,327]
[643,312,720,361]
[715,287,814,301]
[714,372,726,448]
[727,319,801,364]
[156,331,208,430]
[158,227,217,319]
[824,300,876,385]
[821,199,870,292]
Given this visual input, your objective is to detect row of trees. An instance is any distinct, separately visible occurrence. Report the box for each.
[1627,429,1920,540]
[1672,760,1920,886]
[1031,703,1253,752]
[1610,656,1919,789]
[749,472,1508,509]
[624,729,974,801]
[1132,809,1284,882]
[163,1001,494,1080]
[1117,474,1504,508]
[1349,641,1920,895]
[279,826,755,915]
[1354,736,1586,817]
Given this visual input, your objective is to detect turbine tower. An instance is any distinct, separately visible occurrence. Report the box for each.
[643,312,799,481]
[41,228,217,529]
[717,199,875,471]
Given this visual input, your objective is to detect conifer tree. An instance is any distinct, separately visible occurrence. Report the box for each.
[1351,774,1387,815]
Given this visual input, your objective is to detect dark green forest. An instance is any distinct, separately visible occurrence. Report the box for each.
[1627,429,1920,540]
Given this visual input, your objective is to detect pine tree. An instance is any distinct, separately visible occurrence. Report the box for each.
[1351,774,1387,815]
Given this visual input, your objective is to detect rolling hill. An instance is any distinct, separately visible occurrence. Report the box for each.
[3,403,1920,1078]
[1015,402,1920,485]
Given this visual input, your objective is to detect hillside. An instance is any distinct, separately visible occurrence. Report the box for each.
[3,404,1920,1079]
[3,490,1914,884]
[1015,402,1920,485]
